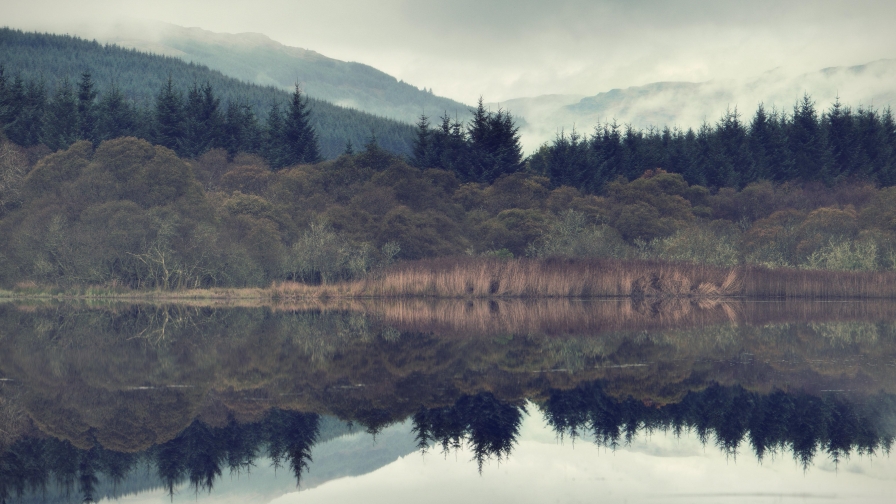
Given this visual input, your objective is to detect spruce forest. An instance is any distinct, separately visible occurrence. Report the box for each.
[2,29,896,291]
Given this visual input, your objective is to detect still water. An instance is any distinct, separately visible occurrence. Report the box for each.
[0,299,894,503]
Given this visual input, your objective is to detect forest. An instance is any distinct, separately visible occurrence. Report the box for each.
[0,28,417,158]
[2,28,896,291]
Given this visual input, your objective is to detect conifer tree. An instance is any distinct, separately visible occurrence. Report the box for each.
[6,77,46,147]
[466,98,523,183]
[96,83,136,142]
[222,99,260,158]
[154,76,184,153]
[279,84,320,167]
[264,101,286,168]
[77,71,98,144]
[789,93,832,182]
[181,82,222,158]
[41,77,79,151]
[412,112,431,167]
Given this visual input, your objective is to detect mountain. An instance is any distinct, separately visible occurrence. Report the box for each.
[494,59,896,152]
[0,28,417,158]
[96,21,472,125]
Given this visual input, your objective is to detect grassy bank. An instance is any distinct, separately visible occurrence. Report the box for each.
[8,257,896,301]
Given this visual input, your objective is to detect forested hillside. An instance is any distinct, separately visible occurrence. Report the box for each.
[101,22,472,124]
[0,28,416,158]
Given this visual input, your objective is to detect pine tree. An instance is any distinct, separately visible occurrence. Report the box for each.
[96,83,136,142]
[154,76,184,153]
[279,84,320,167]
[264,101,286,168]
[789,93,832,182]
[878,107,896,186]
[222,99,260,158]
[466,98,523,183]
[77,71,98,144]
[180,82,222,158]
[7,77,47,147]
[41,77,79,151]
[412,112,431,167]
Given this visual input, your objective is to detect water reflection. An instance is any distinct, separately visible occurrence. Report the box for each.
[1,299,896,501]
[2,384,894,502]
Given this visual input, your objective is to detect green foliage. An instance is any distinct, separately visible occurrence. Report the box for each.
[649,224,741,267]
[527,210,630,259]
[0,28,416,159]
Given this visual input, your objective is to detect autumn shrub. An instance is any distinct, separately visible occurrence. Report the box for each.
[650,223,741,267]
[286,219,399,284]
[527,210,631,259]
[801,237,879,271]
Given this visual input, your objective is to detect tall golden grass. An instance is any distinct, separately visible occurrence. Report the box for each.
[273,257,896,299]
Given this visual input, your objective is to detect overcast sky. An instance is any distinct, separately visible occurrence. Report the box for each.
[3,0,896,104]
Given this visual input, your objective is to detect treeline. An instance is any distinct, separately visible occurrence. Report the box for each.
[411,99,524,183]
[0,410,321,502]
[7,135,896,290]
[529,96,896,190]
[544,382,895,468]
[0,28,416,158]
[2,385,893,503]
[0,69,322,167]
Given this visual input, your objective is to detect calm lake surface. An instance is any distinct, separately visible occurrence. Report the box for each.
[1,299,895,503]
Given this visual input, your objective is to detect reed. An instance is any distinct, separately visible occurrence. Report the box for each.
[11,257,896,301]
[345,258,896,299]
[349,257,738,298]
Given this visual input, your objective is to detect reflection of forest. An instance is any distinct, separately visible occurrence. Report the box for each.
[1,300,896,453]
[2,384,894,503]
[1,299,896,498]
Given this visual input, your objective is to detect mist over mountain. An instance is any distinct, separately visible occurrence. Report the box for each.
[94,21,472,125]
[496,59,896,152]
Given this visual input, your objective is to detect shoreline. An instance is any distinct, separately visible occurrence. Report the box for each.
[5,257,896,302]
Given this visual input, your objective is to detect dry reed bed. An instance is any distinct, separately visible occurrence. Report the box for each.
[273,257,896,300]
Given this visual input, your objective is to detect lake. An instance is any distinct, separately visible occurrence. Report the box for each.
[0,299,894,503]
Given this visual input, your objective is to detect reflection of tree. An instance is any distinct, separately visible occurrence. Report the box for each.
[544,382,896,469]
[413,392,527,473]
[265,410,320,486]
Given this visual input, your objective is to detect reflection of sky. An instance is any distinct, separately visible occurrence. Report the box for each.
[112,408,896,504]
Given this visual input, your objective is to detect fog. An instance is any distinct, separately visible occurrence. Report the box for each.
[3,0,895,105]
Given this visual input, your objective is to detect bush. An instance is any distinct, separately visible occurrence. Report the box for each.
[527,210,631,259]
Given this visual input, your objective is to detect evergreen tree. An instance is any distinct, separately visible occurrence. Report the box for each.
[222,99,260,158]
[5,76,46,147]
[154,76,184,153]
[41,77,79,151]
[280,84,320,167]
[76,71,98,144]
[466,98,523,183]
[748,104,775,180]
[589,120,624,188]
[825,97,855,179]
[180,82,222,158]
[878,107,896,185]
[715,107,750,187]
[789,93,832,182]
[412,112,432,167]
[264,101,286,168]
[546,127,589,188]
[95,83,136,142]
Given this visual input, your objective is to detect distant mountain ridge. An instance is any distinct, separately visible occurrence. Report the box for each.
[99,21,472,125]
[491,59,896,152]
